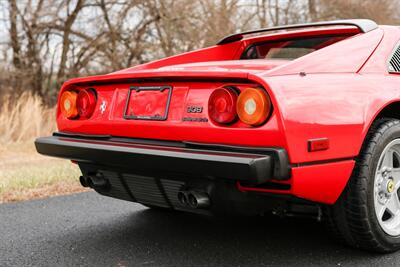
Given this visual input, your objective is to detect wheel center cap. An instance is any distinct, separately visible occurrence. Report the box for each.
[387,180,395,193]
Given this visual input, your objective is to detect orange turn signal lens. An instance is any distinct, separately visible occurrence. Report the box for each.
[237,88,271,126]
[60,91,78,119]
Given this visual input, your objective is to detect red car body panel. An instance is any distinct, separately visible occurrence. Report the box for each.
[239,160,355,204]
[50,24,400,205]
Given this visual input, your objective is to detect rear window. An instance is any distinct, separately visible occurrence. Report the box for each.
[241,35,351,60]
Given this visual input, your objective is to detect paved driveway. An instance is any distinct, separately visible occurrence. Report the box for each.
[0,192,397,266]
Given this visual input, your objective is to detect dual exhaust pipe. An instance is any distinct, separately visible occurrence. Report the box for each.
[80,174,210,209]
[177,191,210,209]
[80,175,109,190]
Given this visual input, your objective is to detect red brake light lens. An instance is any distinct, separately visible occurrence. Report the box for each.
[208,88,238,124]
[77,89,97,118]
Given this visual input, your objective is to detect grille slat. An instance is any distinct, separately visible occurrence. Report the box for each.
[389,45,400,72]
[161,179,185,207]
[97,170,133,201]
[87,167,186,209]
[123,174,170,208]
[392,52,400,65]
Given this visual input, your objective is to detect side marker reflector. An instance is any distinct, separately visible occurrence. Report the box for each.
[308,138,329,152]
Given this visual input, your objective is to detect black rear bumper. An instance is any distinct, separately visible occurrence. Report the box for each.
[35,133,291,184]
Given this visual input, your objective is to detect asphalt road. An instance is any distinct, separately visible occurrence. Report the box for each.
[1,192,400,266]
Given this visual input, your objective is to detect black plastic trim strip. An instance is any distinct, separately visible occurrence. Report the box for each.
[183,141,290,180]
[292,157,355,167]
[53,132,291,180]
[35,135,281,184]
[53,132,185,147]
[53,132,111,139]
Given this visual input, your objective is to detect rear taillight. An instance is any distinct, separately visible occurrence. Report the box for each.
[77,89,97,118]
[208,87,238,124]
[236,88,271,126]
[60,89,97,119]
[60,91,78,119]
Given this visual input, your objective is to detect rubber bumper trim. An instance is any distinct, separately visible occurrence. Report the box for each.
[35,135,290,184]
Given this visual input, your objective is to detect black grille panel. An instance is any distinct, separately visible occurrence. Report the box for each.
[91,168,187,209]
[97,170,132,201]
[123,174,170,208]
[161,179,186,208]
[389,44,400,73]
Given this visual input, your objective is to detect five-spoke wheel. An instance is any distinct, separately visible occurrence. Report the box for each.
[325,119,400,252]
[374,140,400,236]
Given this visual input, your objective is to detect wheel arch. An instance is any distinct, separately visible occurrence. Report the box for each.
[362,100,400,153]
[373,101,400,121]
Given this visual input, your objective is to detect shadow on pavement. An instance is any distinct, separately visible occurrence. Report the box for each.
[56,207,387,266]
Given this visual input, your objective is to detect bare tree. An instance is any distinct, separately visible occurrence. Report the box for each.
[8,0,22,70]
[317,0,400,24]
[308,0,317,21]
[1,0,400,103]
[56,0,86,88]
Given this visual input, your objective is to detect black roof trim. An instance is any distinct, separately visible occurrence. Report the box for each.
[217,19,378,45]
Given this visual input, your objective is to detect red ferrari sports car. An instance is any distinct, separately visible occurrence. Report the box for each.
[36,19,400,252]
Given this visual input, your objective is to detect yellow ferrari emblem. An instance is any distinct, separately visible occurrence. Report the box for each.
[387,180,395,193]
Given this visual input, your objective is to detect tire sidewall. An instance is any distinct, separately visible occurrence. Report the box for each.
[366,121,400,247]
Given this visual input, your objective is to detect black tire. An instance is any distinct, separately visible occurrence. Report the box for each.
[325,118,400,253]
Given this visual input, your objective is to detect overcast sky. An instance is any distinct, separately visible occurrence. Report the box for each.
[0,2,8,44]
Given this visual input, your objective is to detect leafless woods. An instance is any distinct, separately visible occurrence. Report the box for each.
[0,0,398,103]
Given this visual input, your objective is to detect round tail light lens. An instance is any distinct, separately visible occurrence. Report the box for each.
[237,88,271,126]
[60,91,78,119]
[208,87,238,124]
[77,89,97,118]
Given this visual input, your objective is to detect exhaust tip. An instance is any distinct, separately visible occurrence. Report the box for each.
[188,191,210,209]
[177,190,211,209]
[79,176,89,187]
[81,174,110,190]
[188,194,197,208]
[178,191,188,206]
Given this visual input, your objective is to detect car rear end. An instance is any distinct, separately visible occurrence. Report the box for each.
[35,23,366,215]
[35,72,297,215]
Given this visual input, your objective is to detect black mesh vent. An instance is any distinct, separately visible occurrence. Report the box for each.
[389,44,400,73]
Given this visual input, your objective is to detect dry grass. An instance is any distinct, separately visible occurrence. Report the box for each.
[0,93,88,203]
[0,92,56,146]
[0,155,88,203]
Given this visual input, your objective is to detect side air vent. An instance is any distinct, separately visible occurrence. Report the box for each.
[389,43,400,73]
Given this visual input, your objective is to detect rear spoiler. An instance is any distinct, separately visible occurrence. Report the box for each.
[217,19,378,45]
[63,70,251,87]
